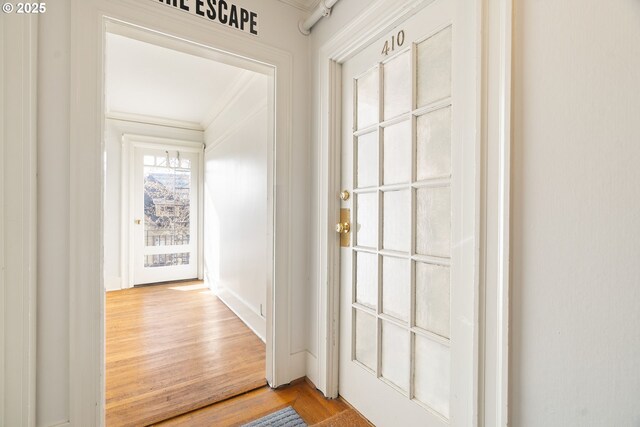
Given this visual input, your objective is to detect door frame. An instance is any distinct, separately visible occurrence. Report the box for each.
[69,0,293,424]
[0,13,38,426]
[315,0,513,425]
[123,135,204,288]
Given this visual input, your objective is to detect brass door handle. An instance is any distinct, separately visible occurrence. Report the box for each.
[335,222,350,234]
[134,219,142,225]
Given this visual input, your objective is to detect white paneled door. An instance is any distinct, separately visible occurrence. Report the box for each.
[339,0,476,425]
[133,147,199,285]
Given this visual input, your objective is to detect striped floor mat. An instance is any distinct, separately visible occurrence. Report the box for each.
[242,406,307,427]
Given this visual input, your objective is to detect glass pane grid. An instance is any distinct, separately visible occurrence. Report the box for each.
[411,397,450,423]
[376,190,383,253]
[417,105,452,182]
[355,131,379,189]
[416,186,451,258]
[413,253,451,266]
[417,26,452,108]
[144,252,190,268]
[382,48,412,122]
[412,178,452,190]
[353,307,377,373]
[354,252,378,310]
[382,120,412,186]
[379,376,410,398]
[352,302,378,316]
[412,324,451,347]
[143,163,191,249]
[380,319,410,394]
[409,333,449,422]
[355,66,380,130]
[379,312,408,328]
[353,191,378,249]
[381,256,410,321]
[376,318,382,379]
[351,28,452,417]
[416,261,451,339]
[382,189,411,253]
[412,332,451,418]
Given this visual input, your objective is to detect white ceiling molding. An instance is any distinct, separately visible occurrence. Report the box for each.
[199,70,256,130]
[205,98,268,152]
[277,0,321,12]
[106,111,204,131]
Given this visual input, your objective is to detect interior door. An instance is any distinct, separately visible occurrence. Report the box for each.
[338,0,476,425]
[133,147,199,285]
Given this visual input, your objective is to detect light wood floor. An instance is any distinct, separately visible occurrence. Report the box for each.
[106,281,266,427]
[154,379,372,427]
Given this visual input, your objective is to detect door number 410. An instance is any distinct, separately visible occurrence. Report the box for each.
[381,30,405,56]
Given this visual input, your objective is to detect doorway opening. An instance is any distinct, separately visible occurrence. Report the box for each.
[102,22,274,425]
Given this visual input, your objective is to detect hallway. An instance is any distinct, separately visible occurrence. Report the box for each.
[106,282,266,426]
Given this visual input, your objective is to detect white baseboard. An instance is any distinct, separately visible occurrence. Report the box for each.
[289,351,319,387]
[305,351,319,388]
[289,351,307,381]
[104,276,123,292]
[215,287,266,342]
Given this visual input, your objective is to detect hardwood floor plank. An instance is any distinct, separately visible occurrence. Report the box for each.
[106,281,266,427]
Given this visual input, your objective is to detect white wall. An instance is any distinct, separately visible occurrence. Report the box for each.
[2,12,38,426]
[36,1,311,425]
[103,119,204,291]
[203,74,269,340]
[37,3,71,425]
[510,1,640,425]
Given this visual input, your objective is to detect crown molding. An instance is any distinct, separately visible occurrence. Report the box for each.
[277,0,321,12]
[199,69,255,130]
[105,111,204,131]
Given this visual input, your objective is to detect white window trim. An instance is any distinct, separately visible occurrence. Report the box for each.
[314,0,513,425]
[121,134,205,289]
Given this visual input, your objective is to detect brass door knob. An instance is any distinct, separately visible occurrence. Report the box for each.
[339,190,350,201]
[134,219,142,225]
[335,222,350,234]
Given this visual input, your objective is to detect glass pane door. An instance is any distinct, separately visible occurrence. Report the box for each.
[337,0,477,421]
[351,24,453,417]
[133,148,199,285]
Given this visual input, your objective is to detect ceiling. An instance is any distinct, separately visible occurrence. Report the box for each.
[277,0,320,12]
[105,33,255,129]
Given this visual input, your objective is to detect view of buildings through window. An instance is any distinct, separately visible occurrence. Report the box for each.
[143,153,191,268]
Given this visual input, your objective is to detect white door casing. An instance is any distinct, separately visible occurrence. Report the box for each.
[69,2,293,423]
[130,143,200,285]
[338,0,478,425]
[0,12,38,427]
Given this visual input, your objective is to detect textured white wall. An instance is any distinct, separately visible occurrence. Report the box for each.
[203,76,268,338]
[511,1,640,425]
